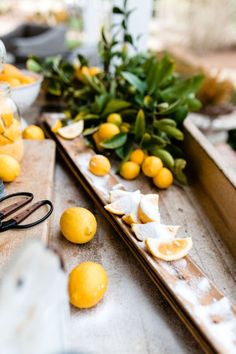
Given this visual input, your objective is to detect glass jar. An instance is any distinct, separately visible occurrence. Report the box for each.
[0,83,24,161]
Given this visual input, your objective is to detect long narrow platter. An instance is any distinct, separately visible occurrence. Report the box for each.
[43,115,236,354]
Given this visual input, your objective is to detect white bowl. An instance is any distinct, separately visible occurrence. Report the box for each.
[11,70,43,114]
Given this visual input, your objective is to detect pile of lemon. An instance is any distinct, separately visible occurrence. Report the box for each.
[0,124,45,183]
[0,64,36,88]
[90,113,173,189]
[60,207,108,309]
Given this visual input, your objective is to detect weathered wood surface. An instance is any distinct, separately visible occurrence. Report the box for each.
[0,140,55,274]
[44,115,236,354]
[0,241,69,354]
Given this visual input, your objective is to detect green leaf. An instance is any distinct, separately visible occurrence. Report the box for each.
[26,58,42,73]
[161,75,204,102]
[113,6,124,14]
[121,71,146,93]
[150,148,174,169]
[83,127,99,136]
[103,99,131,115]
[153,119,177,129]
[173,159,188,184]
[156,99,182,116]
[47,80,61,96]
[142,134,167,149]
[100,133,127,149]
[115,144,132,160]
[134,109,145,140]
[158,125,184,140]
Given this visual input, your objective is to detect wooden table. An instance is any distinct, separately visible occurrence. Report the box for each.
[24,104,236,354]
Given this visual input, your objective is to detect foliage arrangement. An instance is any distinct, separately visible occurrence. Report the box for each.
[27,0,204,184]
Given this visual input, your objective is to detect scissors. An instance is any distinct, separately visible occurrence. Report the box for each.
[0,192,53,232]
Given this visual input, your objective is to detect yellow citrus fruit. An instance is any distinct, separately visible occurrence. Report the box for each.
[89,66,102,76]
[107,113,122,126]
[98,123,120,141]
[75,66,90,81]
[120,122,130,133]
[23,125,45,140]
[130,149,145,165]
[0,154,20,182]
[51,120,62,133]
[89,154,111,176]
[142,156,163,177]
[145,237,192,261]
[68,262,108,309]
[60,207,97,244]
[120,161,140,180]
[153,167,173,189]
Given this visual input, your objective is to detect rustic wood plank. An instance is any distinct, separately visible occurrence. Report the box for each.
[43,116,236,354]
[184,117,236,259]
[0,140,55,274]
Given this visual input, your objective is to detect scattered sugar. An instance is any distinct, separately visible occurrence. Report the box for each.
[111,183,124,191]
[175,259,187,269]
[172,280,236,353]
[159,261,177,276]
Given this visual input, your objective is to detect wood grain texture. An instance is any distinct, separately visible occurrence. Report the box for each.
[0,140,55,274]
[184,117,236,259]
[44,116,236,354]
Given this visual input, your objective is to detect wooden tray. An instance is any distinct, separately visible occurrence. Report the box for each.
[43,115,236,354]
[0,140,55,274]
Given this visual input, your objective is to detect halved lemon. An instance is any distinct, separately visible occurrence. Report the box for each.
[58,120,84,139]
[105,190,141,215]
[145,237,192,261]
[51,119,62,133]
[138,194,160,223]
[109,189,139,203]
[131,222,179,241]
[122,213,140,225]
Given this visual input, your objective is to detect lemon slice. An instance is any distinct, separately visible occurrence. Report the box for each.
[131,222,179,241]
[109,189,140,203]
[138,194,160,223]
[105,190,141,215]
[51,119,62,133]
[0,118,6,134]
[58,120,84,139]
[145,237,192,261]
[122,213,140,225]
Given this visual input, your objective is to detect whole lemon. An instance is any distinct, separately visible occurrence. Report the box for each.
[130,149,145,165]
[142,156,163,177]
[153,167,173,189]
[107,113,122,126]
[60,207,97,244]
[0,154,20,182]
[23,125,45,140]
[120,161,140,180]
[89,154,111,176]
[98,123,120,140]
[69,262,108,309]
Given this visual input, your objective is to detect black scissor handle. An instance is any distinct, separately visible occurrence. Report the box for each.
[0,192,33,220]
[14,200,53,229]
[0,200,53,232]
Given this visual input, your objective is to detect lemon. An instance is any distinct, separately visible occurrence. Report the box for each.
[105,190,141,216]
[60,207,97,244]
[138,194,160,223]
[107,113,122,126]
[130,149,145,165]
[153,167,173,189]
[0,154,20,182]
[58,120,84,140]
[120,161,140,180]
[89,154,111,176]
[120,122,130,133]
[68,262,108,309]
[145,237,192,261]
[23,125,45,140]
[142,156,163,177]
[132,222,179,242]
[89,66,102,76]
[51,120,62,133]
[98,123,120,140]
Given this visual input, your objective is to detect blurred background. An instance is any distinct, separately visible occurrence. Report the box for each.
[1,0,236,161]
